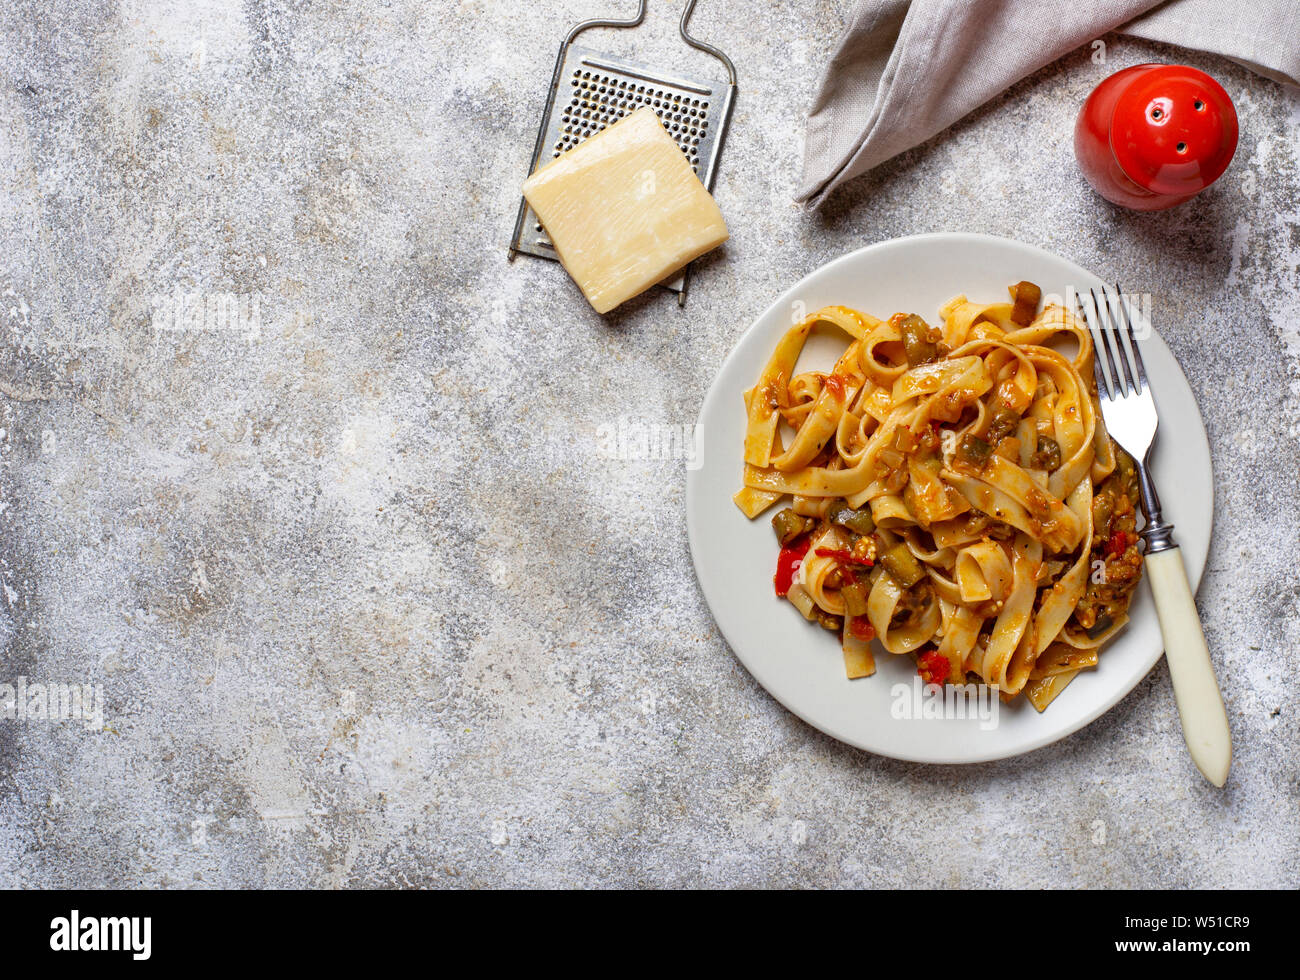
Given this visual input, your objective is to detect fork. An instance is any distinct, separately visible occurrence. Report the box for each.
[1076,286,1231,787]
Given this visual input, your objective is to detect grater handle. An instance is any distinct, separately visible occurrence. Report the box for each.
[679,0,737,86]
[565,0,648,46]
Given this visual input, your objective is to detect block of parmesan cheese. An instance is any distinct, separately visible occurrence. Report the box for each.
[522,106,728,314]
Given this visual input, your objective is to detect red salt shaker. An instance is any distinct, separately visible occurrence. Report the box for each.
[1074,64,1238,211]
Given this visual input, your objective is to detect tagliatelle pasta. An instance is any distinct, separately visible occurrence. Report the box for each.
[736,285,1144,711]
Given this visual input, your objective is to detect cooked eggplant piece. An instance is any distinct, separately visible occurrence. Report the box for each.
[831,505,875,536]
[880,543,925,588]
[899,314,940,366]
[956,433,993,467]
[771,508,809,546]
[1030,436,1062,471]
[1009,281,1042,326]
[840,581,869,617]
[1086,611,1114,638]
[815,610,844,632]
[984,404,1021,444]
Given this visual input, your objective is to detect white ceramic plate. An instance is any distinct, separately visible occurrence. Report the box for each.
[687,233,1213,763]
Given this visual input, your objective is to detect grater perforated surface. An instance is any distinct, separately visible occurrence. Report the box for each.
[512,44,735,296]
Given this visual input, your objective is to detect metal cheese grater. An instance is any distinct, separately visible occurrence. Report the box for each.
[508,0,737,306]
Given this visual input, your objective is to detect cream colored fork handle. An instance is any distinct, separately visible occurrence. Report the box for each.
[1145,547,1231,787]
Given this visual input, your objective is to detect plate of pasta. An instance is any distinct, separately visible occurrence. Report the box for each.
[686,233,1212,762]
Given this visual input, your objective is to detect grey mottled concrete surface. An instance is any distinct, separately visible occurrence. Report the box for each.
[1,1,1297,888]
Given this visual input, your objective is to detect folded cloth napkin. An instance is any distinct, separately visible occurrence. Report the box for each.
[798,0,1300,208]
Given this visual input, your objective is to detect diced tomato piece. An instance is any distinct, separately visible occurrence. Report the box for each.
[917,648,949,686]
[1105,530,1130,557]
[813,547,874,566]
[774,537,812,598]
[849,618,875,640]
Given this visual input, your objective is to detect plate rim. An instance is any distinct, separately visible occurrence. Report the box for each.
[686,231,1215,763]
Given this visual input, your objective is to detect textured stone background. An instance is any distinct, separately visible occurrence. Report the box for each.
[1,1,1296,888]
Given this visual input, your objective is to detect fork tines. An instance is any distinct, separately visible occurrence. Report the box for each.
[1075,285,1149,401]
